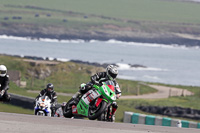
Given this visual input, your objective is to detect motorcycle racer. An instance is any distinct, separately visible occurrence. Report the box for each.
[0,65,11,102]
[73,65,121,121]
[35,83,57,116]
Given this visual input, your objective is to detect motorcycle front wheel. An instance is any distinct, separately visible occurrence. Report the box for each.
[88,100,107,120]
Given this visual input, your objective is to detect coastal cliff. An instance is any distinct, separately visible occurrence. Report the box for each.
[1,22,200,46]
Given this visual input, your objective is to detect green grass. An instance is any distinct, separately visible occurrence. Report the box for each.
[0,103,33,114]
[6,79,200,123]
[1,0,200,24]
[115,84,200,122]
[117,79,157,95]
[1,55,200,123]
[0,55,156,95]
[1,0,200,39]
[0,55,157,120]
[1,0,200,35]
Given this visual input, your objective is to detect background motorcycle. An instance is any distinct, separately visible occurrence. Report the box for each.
[34,95,51,116]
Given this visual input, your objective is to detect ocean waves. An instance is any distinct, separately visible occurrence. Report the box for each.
[1,34,199,86]
[116,63,168,71]
[0,35,199,50]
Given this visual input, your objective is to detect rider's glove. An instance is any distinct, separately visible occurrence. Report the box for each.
[51,103,56,107]
[116,94,121,99]
[1,90,5,96]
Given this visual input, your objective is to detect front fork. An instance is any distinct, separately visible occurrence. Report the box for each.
[95,98,103,107]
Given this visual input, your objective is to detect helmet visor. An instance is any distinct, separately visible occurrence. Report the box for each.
[108,71,117,79]
[47,88,53,92]
[0,70,6,74]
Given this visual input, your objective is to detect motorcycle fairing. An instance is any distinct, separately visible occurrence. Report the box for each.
[76,89,101,116]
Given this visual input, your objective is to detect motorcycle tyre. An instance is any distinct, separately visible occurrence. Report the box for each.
[63,98,74,118]
[97,111,106,121]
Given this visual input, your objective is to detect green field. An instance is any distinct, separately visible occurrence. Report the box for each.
[1,0,200,35]
[0,55,156,95]
[1,0,200,24]
[1,0,200,45]
[0,103,33,114]
[116,84,200,122]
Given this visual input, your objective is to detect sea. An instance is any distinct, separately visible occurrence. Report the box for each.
[0,35,200,86]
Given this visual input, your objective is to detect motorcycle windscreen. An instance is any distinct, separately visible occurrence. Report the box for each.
[104,80,115,92]
[101,80,116,102]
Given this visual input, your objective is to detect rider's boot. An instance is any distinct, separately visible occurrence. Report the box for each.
[7,94,11,102]
[3,94,11,103]
[108,103,118,122]
[111,107,117,116]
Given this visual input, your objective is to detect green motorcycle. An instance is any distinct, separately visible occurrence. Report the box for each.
[63,80,116,120]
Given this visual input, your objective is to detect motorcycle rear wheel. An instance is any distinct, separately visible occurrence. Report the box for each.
[63,98,74,118]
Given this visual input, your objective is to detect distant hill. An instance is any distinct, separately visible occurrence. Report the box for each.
[1,0,200,46]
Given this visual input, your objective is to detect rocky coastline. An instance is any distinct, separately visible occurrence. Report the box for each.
[1,1,200,47]
[1,21,200,47]
[1,30,200,47]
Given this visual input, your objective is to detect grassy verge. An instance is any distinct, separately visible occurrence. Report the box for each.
[1,55,200,123]
[6,77,200,123]
[9,74,200,123]
[116,84,200,122]
[0,103,33,114]
[1,55,156,95]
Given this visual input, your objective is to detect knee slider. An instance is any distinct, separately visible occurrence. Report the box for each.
[112,102,118,109]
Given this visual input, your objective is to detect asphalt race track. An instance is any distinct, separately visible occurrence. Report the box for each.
[0,112,199,133]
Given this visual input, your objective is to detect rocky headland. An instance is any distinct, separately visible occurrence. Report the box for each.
[1,22,200,47]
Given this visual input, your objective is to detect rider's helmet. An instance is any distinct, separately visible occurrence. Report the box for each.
[106,65,118,80]
[0,65,7,77]
[46,83,54,93]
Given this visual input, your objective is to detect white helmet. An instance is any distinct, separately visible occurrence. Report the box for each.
[106,65,118,80]
[0,65,7,77]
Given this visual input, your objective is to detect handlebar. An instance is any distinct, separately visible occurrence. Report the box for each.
[94,81,103,86]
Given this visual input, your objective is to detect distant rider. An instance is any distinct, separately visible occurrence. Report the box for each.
[0,65,11,102]
[73,65,121,121]
[35,83,58,116]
